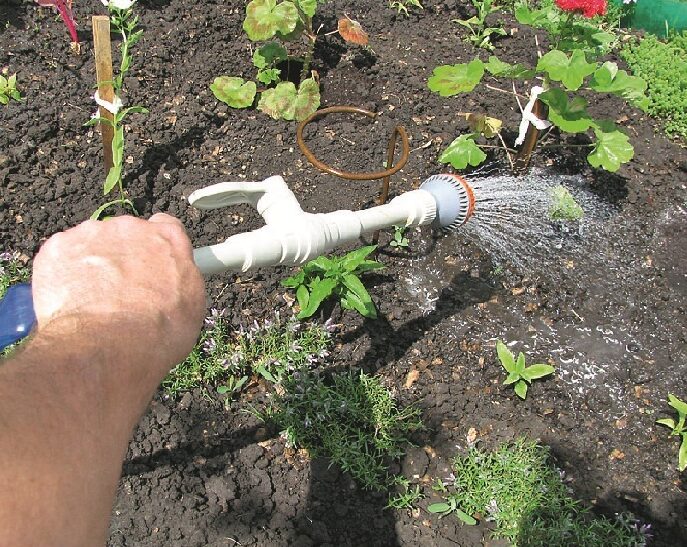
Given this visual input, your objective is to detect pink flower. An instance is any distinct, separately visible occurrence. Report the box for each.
[555,0,607,18]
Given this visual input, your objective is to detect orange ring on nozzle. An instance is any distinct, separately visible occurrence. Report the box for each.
[452,174,476,222]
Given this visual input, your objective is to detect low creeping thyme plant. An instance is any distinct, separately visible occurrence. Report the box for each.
[211,0,369,121]
[163,310,332,397]
[282,245,384,319]
[428,0,648,172]
[85,0,148,219]
[264,369,423,490]
[429,438,652,546]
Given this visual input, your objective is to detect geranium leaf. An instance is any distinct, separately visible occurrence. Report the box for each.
[438,134,487,169]
[588,121,634,172]
[428,60,485,97]
[296,0,316,17]
[540,88,593,134]
[589,62,649,111]
[258,81,297,119]
[257,68,281,85]
[243,0,298,41]
[293,77,320,121]
[210,76,257,109]
[338,17,369,46]
[484,56,535,80]
[537,50,596,91]
[252,42,288,69]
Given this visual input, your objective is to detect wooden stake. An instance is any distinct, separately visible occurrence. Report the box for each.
[92,15,115,175]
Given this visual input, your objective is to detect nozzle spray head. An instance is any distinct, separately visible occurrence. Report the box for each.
[420,174,475,232]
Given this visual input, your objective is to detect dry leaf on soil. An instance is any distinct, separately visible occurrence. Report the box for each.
[338,17,369,46]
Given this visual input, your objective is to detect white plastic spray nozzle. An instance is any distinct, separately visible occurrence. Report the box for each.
[189,174,474,275]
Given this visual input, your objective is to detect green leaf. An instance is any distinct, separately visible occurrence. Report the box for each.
[354,259,385,274]
[679,435,687,472]
[255,364,277,383]
[341,245,377,272]
[342,273,373,307]
[588,62,649,111]
[296,284,310,310]
[656,418,676,430]
[252,42,288,69]
[217,385,230,394]
[210,76,257,109]
[296,0,316,17]
[428,60,485,97]
[484,56,535,80]
[257,68,282,85]
[438,134,487,169]
[103,164,121,195]
[668,394,687,417]
[521,364,555,381]
[282,270,305,287]
[243,0,299,41]
[537,50,596,91]
[455,508,478,526]
[515,352,526,374]
[341,289,377,318]
[293,77,320,121]
[310,256,335,272]
[514,380,528,400]
[427,502,452,514]
[503,372,521,385]
[549,185,584,221]
[496,340,516,373]
[297,277,337,318]
[84,116,115,128]
[587,121,634,172]
[514,4,557,28]
[539,88,593,134]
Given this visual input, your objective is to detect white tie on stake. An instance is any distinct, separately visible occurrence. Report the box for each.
[514,85,552,147]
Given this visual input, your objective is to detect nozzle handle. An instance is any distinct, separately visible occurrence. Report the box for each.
[0,284,36,351]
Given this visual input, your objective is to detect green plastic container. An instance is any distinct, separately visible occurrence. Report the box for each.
[610,0,687,36]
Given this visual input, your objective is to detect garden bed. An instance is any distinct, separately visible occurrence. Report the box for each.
[1,0,686,545]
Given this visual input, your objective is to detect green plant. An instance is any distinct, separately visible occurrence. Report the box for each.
[282,245,384,319]
[389,225,409,248]
[656,393,687,472]
[387,476,426,510]
[455,0,506,51]
[621,32,687,140]
[389,0,423,17]
[163,310,331,396]
[429,1,647,172]
[211,1,368,121]
[0,72,21,105]
[496,340,554,399]
[0,252,29,297]
[429,439,651,546]
[548,185,584,220]
[85,1,148,219]
[264,369,423,490]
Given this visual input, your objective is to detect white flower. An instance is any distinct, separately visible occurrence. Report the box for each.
[94,90,123,115]
[623,0,636,4]
[102,0,135,9]
[515,85,552,147]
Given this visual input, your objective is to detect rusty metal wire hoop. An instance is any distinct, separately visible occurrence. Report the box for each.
[296,106,410,207]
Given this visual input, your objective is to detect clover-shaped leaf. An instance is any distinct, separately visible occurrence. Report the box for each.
[484,56,535,80]
[257,77,320,121]
[253,42,288,69]
[539,88,593,134]
[428,59,485,97]
[210,76,257,109]
[589,61,649,111]
[243,0,299,41]
[439,133,487,169]
[537,50,596,91]
[587,121,634,172]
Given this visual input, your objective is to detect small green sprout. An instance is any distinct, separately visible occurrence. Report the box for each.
[454,0,506,52]
[0,72,21,105]
[496,340,554,399]
[656,394,687,472]
[389,225,409,248]
[549,185,584,221]
[282,245,384,319]
[427,498,478,525]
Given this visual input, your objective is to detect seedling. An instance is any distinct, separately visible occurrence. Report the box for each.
[427,498,478,525]
[35,0,79,46]
[0,72,21,105]
[211,1,368,121]
[428,1,649,172]
[389,0,423,17]
[389,225,409,248]
[496,340,554,399]
[282,245,384,319]
[549,185,584,221]
[455,0,506,51]
[85,2,147,219]
[656,394,687,472]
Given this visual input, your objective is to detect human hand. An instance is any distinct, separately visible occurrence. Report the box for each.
[31,214,205,377]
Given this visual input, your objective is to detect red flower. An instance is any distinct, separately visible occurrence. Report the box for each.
[555,0,607,18]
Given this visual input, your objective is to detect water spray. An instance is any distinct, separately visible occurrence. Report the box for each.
[0,174,475,349]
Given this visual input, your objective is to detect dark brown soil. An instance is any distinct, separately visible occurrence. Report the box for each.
[1,0,686,545]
